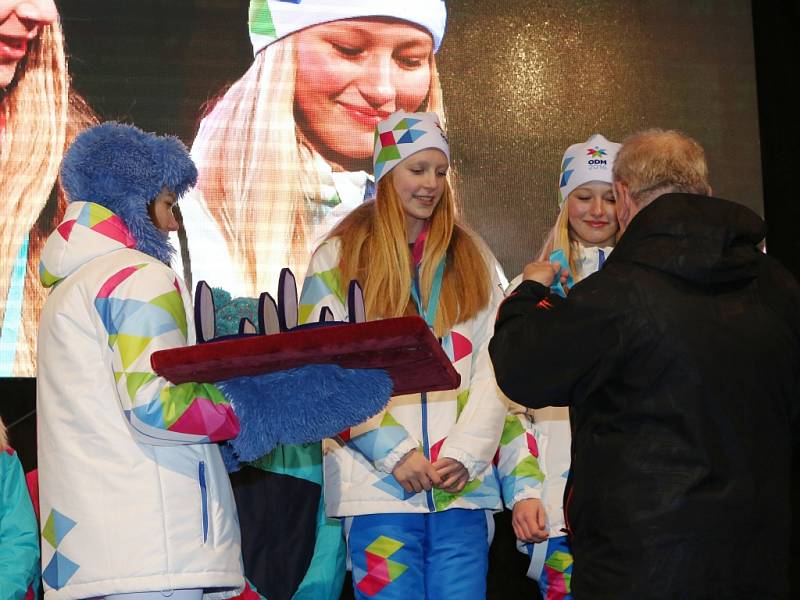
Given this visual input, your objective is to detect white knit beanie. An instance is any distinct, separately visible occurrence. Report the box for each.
[248,0,447,57]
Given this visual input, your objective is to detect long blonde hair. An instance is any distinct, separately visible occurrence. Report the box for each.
[0,19,95,376]
[191,35,447,297]
[330,171,490,338]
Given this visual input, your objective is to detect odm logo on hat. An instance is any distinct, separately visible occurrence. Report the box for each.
[557,133,621,208]
[586,146,608,159]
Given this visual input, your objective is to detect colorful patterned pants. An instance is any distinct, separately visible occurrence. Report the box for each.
[522,535,573,600]
[345,509,489,599]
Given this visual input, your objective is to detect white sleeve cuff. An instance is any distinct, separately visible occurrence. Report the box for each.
[373,437,420,474]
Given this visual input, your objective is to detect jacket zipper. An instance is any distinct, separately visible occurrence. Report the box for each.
[199,461,208,543]
[420,391,435,511]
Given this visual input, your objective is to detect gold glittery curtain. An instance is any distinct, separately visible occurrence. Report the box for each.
[437,0,761,276]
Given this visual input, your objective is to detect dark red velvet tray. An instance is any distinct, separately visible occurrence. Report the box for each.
[151,315,460,396]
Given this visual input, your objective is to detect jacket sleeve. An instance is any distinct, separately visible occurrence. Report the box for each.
[496,407,545,508]
[98,261,240,445]
[0,449,39,600]
[298,240,418,473]
[489,279,623,409]
[439,257,511,479]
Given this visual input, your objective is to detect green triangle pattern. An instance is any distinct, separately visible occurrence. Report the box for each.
[456,390,469,419]
[386,557,408,580]
[125,371,156,401]
[298,304,315,325]
[116,334,151,370]
[42,511,57,548]
[511,455,545,482]
[318,268,345,306]
[377,145,402,163]
[366,535,404,558]
[433,478,482,510]
[380,412,402,428]
[150,289,187,339]
[40,266,61,287]
[545,549,574,572]
[500,415,525,445]
[248,0,276,37]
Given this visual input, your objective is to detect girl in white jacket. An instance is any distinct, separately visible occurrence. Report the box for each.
[506,133,621,599]
[299,110,508,600]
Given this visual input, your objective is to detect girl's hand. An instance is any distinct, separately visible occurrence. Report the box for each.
[522,260,568,289]
[512,498,549,543]
[392,450,442,493]
[432,458,469,493]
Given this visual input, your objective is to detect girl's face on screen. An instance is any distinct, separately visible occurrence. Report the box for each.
[294,17,434,172]
[567,181,619,247]
[0,0,57,87]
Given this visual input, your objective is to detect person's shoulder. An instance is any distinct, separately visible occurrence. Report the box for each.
[0,446,19,467]
[312,236,343,258]
[307,237,343,273]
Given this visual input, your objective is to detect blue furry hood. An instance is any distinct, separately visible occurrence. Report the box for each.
[59,122,197,264]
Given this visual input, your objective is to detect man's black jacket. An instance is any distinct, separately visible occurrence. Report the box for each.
[490,193,800,599]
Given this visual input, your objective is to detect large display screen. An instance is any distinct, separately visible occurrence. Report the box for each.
[0,0,762,377]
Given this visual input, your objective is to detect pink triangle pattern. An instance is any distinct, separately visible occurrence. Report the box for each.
[429,437,445,462]
[57,220,76,241]
[543,565,569,599]
[356,551,392,596]
[96,265,144,298]
[92,215,137,247]
[168,397,239,442]
[526,431,539,458]
[451,332,472,362]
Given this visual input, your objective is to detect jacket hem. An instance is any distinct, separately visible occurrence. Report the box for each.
[44,571,244,600]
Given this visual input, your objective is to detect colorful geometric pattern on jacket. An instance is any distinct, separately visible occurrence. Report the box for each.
[95,264,240,443]
[39,201,239,445]
[301,237,508,515]
[40,202,136,288]
[41,509,79,590]
[497,413,545,508]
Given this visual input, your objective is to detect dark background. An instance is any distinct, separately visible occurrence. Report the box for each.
[2,1,799,597]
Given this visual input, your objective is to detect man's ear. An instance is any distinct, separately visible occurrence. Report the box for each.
[613,180,631,230]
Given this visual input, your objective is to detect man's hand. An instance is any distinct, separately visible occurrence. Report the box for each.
[432,458,469,493]
[512,498,549,543]
[522,260,568,290]
[392,450,442,493]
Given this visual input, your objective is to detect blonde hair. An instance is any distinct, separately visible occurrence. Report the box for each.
[537,204,580,277]
[0,415,7,451]
[613,128,711,207]
[0,19,95,375]
[191,34,447,297]
[330,171,490,338]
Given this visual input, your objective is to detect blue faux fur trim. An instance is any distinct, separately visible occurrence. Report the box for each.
[218,364,393,472]
[60,122,197,264]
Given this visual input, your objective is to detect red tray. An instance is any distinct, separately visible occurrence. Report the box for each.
[151,315,460,396]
